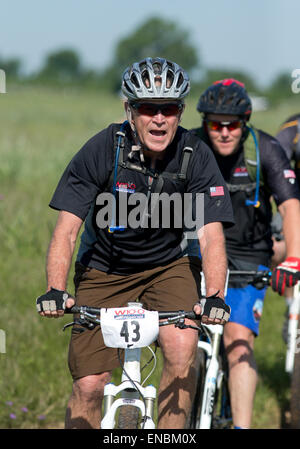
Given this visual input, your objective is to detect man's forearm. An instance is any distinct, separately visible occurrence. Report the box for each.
[46,232,75,291]
[199,223,228,299]
[279,198,300,258]
[201,242,227,299]
[45,211,82,292]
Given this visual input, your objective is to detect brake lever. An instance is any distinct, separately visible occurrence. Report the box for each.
[62,321,76,332]
[62,318,97,332]
[251,271,271,290]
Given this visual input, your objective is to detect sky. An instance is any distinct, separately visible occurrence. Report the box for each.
[0,0,299,88]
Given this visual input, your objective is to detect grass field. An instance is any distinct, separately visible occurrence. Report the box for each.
[0,85,299,429]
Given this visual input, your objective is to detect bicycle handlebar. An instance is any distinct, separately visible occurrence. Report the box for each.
[65,305,199,320]
[63,270,275,329]
[64,306,201,332]
[66,305,101,315]
[65,270,272,321]
[228,269,272,289]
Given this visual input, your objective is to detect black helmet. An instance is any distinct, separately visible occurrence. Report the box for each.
[197,78,252,120]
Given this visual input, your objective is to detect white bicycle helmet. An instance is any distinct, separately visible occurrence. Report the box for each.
[121,57,190,101]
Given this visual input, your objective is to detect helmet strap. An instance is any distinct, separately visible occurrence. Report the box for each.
[125,103,145,162]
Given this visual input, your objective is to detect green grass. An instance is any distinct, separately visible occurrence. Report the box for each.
[0,85,298,428]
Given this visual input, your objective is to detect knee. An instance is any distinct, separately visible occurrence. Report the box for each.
[160,327,198,374]
[223,325,255,368]
[72,373,111,403]
[226,339,253,365]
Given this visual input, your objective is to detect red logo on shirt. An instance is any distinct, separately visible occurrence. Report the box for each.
[116,182,136,193]
[233,167,248,177]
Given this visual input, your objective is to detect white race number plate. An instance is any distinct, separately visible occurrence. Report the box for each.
[101,306,159,349]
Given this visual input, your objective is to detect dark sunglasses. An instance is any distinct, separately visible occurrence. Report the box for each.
[130,102,183,117]
[205,119,243,132]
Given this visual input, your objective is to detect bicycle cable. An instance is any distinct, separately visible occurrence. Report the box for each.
[117,348,149,429]
[141,345,157,387]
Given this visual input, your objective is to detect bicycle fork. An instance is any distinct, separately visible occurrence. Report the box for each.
[101,347,156,429]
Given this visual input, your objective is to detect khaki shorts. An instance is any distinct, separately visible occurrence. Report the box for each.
[68,256,202,380]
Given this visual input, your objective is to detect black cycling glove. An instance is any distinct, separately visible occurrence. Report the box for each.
[197,292,231,322]
[36,287,73,313]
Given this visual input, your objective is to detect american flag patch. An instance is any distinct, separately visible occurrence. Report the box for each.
[210,186,224,196]
[284,169,296,179]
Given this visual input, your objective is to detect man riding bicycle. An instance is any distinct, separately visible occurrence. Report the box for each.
[272,114,300,325]
[36,58,233,429]
[189,79,300,428]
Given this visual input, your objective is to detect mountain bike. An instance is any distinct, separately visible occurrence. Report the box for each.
[187,269,271,429]
[65,302,202,429]
[286,281,300,428]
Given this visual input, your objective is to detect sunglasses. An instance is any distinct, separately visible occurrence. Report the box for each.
[205,119,243,132]
[130,102,183,117]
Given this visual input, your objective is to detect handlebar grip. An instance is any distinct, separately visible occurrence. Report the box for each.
[184,311,200,320]
[65,305,80,314]
[65,305,101,315]
[158,310,200,320]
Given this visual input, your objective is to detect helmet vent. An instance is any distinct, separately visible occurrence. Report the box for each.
[208,91,214,105]
[167,70,175,88]
[218,88,225,104]
[176,72,184,89]
[154,75,162,89]
[130,73,140,88]
[142,70,151,89]
[237,98,246,106]
[152,62,162,75]
[124,81,134,95]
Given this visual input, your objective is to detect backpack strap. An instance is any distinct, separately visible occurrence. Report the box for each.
[106,121,127,192]
[107,124,194,193]
[224,127,263,207]
[244,126,263,185]
[178,146,194,181]
[159,146,194,183]
[105,121,161,190]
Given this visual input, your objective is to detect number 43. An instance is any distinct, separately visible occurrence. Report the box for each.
[120,320,141,344]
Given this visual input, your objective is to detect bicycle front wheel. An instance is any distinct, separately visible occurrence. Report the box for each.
[290,316,300,429]
[117,404,140,429]
[187,347,206,429]
[212,344,232,429]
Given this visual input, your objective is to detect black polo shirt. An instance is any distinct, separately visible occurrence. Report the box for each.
[191,127,300,265]
[50,122,234,274]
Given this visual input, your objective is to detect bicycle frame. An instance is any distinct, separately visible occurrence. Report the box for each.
[285,281,300,374]
[193,270,230,429]
[191,272,300,430]
[101,302,156,429]
[196,323,225,429]
[65,302,200,430]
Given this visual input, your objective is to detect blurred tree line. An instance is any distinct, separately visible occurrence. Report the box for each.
[0,16,295,104]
